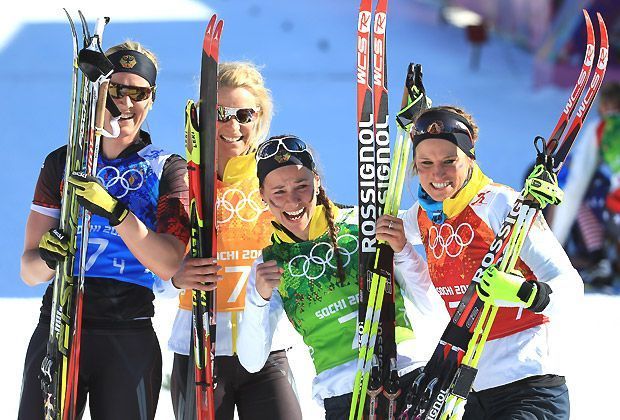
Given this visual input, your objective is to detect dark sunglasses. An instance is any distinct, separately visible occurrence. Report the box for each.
[414,109,474,138]
[256,136,312,160]
[217,105,259,124]
[109,82,155,102]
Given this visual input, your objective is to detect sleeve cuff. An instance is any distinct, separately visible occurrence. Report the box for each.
[528,281,552,313]
[247,284,271,308]
[394,242,414,262]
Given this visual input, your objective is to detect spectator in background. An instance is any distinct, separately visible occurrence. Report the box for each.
[550,82,620,289]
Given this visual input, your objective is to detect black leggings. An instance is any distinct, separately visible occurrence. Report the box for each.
[463,377,570,420]
[171,351,302,420]
[18,321,162,420]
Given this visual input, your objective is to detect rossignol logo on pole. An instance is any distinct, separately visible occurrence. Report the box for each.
[426,388,448,419]
[375,116,390,209]
[359,114,377,254]
[472,198,522,282]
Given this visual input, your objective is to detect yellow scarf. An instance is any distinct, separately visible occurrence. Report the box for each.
[273,202,340,243]
[443,163,492,219]
[222,152,257,183]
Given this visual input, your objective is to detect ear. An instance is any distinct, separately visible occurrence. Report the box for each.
[314,174,321,196]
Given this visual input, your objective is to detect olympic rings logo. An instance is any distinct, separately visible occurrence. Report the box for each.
[288,233,358,280]
[97,166,144,198]
[217,188,268,224]
[428,222,474,259]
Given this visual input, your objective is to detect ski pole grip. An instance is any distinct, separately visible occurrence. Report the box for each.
[93,17,110,39]
[95,80,110,133]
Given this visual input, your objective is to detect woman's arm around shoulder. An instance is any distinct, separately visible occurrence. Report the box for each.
[115,155,189,280]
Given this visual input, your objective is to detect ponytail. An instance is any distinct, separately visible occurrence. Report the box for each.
[316,185,345,283]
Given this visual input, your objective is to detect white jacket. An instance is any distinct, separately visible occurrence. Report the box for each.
[401,183,584,391]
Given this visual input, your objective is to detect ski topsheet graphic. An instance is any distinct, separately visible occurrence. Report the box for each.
[184,14,223,420]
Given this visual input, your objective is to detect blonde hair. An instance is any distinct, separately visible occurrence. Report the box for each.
[218,61,273,149]
[105,40,159,72]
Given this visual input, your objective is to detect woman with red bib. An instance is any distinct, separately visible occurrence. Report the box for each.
[385,106,583,419]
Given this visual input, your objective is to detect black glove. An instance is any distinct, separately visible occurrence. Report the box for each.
[39,228,71,269]
[68,172,129,226]
[396,63,432,130]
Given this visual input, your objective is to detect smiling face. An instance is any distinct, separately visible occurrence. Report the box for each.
[260,165,320,241]
[217,86,259,162]
[104,72,153,144]
[414,138,473,202]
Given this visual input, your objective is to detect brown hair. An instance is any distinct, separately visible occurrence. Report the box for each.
[316,185,345,283]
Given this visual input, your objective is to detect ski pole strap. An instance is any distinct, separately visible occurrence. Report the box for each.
[524,164,563,208]
[396,90,431,131]
[396,63,432,131]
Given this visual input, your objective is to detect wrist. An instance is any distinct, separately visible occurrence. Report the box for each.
[110,200,130,227]
[171,276,181,290]
[527,281,552,312]
[517,281,536,307]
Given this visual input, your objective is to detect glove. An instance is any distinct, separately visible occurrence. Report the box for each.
[476,265,537,308]
[39,228,71,269]
[396,63,432,131]
[68,172,129,226]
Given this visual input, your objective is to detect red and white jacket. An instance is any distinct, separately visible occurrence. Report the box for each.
[401,165,583,390]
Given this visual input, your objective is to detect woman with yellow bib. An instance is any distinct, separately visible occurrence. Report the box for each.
[167,62,302,419]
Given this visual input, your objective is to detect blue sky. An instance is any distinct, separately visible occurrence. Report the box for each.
[1,0,574,296]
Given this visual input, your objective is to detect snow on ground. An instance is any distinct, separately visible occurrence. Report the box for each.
[3,1,620,419]
[2,293,619,419]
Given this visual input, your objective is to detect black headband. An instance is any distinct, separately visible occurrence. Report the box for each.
[107,50,157,86]
[257,151,316,186]
[412,109,476,159]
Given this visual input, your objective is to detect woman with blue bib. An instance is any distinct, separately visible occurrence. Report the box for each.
[18,41,188,419]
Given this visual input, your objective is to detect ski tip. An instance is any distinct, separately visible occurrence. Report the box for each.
[582,9,590,22]
[597,12,608,38]
[214,19,224,40]
[203,14,218,52]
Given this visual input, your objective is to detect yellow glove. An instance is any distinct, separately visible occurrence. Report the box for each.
[476,265,537,309]
[68,172,129,226]
[39,228,71,269]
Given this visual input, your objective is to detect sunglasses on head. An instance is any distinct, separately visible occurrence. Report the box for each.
[412,109,476,159]
[256,136,312,160]
[217,105,259,124]
[414,109,473,139]
[109,82,155,102]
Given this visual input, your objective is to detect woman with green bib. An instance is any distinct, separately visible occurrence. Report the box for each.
[237,135,444,419]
